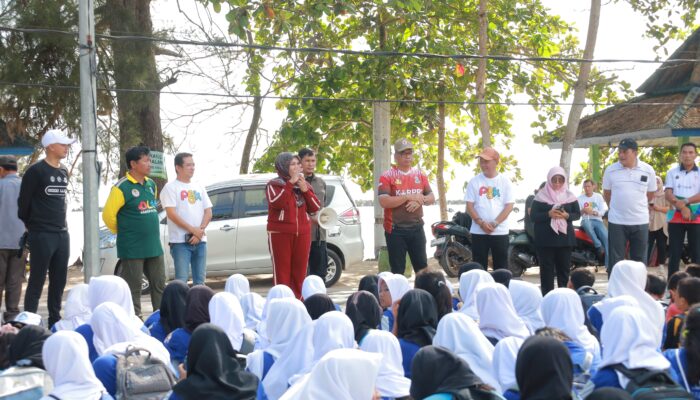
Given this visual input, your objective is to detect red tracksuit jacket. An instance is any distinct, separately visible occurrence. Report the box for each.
[266,178,321,233]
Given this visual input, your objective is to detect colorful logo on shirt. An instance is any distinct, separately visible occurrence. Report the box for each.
[582,201,598,211]
[138,199,158,214]
[479,186,500,199]
[180,190,202,204]
[394,179,402,185]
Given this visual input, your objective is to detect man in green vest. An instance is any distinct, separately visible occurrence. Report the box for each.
[102,146,165,317]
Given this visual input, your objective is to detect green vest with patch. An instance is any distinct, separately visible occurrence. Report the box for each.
[115,177,163,259]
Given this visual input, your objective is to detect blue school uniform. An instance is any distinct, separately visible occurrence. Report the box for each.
[164,328,192,365]
[665,348,700,399]
[145,310,167,343]
[76,322,150,363]
[93,355,118,397]
[255,352,275,400]
[381,309,395,332]
[398,338,421,379]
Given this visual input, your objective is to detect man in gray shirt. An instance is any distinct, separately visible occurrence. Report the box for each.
[0,155,26,322]
[299,148,328,279]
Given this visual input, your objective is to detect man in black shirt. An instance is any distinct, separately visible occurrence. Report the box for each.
[299,148,327,279]
[18,129,75,327]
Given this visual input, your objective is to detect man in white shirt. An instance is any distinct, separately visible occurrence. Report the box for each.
[465,148,515,270]
[160,153,213,285]
[664,142,700,278]
[602,138,656,273]
[577,179,608,263]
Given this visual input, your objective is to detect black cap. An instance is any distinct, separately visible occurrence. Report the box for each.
[618,138,638,151]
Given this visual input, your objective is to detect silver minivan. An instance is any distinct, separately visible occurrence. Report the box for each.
[98,174,364,289]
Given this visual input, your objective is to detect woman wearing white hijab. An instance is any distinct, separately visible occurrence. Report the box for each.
[541,288,601,357]
[492,336,524,399]
[433,312,501,392]
[359,329,411,399]
[240,292,265,330]
[256,285,296,349]
[587,294,639,336]
[458,269,494,321]
[476,282,530,344]
[208,292,256,354]
[378,274,411,332]
[301,275,326,300]
[583,306,673,395]
[91,302,172,398]
[41,331,110,400]
[508,280,545,333]
[224,274,250,299]
[52,284,91,332]
[280,348,382,400]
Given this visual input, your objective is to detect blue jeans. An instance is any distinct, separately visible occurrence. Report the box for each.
[581,218,608,264]
[170,242,207,285]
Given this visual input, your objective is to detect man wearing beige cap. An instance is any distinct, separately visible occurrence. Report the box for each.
[0,155,25,322]
[18,129,75,327]
[465,147,514,270]
[378,138,435,274]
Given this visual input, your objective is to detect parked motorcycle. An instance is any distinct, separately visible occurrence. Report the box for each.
[430,211,473,277]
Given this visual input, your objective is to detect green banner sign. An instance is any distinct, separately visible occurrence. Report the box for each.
[149,151,167,179]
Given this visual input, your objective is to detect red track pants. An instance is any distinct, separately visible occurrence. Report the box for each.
[268,231,311,298]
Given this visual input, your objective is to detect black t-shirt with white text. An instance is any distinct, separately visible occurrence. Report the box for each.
[17,160,69,232]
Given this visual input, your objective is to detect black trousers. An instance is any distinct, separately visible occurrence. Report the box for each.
[24,230,69,327]
[668,223,700,278]
[471,234,509,270]
[536,246,572,295]
[308,240,328,278]
[385,226,427,275]
[647,228,667,267]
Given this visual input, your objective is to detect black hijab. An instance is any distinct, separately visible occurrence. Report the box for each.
[185,285,215,333]
[304,293,336,320]
[586,388,633,400]
[358,275,380,303]
[410,345,484,400]
[397,289,438,348]
[172,323,258,400]
[490,269,513,288]
[9,325,51,369]
[345,290,382,343]
[273,152,303,207]
[515,336,573,400]
[160,280,189,334]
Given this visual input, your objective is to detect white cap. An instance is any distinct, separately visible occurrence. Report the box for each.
[10,311,44,327]
[41,129,76,147]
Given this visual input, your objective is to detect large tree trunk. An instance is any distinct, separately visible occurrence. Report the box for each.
[239,95,262,174]
[107,0,165,188]
[476,0,491,148]
[437,102,448,221]
[560,0,601,175]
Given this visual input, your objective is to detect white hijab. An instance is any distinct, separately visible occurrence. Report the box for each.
[224,274,250,299]
[209,292,246,351]
[88,275,142,327]
[359,329,411,399]
[594,295,639,328]
[477,283,530,341]
[52,284,92,331]
[280,349,382,400]
[257,285,296,348]
[608,260,665,344]
[459,269,494,320]
[382,274,411,304]
[599,305,670,387]
[492,336,524,392]
[240,292,265,330]
[433,312,500,392]
[90,302,171,367]
[541,288,601,357]
[508,280,545,334]
[302,275,327,300]
[41,331,107,400]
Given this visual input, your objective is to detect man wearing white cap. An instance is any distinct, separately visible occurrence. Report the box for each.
[18,129,75,328]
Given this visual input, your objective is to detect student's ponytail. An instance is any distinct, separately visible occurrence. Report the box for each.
[683,305,700,384]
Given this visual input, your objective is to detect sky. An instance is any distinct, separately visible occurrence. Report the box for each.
[84,0,676,206]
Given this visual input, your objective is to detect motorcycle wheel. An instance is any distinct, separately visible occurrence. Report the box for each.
[507,245,528,278]
[439,242,472,277]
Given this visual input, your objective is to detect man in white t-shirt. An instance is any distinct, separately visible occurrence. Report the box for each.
[465,147,515,270]
[160,153,213,285]
[577,179,608,263]
[602,138,656,273]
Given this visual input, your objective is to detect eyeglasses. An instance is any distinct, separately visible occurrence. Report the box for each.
[551,176,565,183]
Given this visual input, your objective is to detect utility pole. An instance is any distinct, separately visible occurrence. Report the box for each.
[372,102,391,258]
[79,0,99,282]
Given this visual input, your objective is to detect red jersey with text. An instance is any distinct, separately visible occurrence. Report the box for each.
[378,166,432,232]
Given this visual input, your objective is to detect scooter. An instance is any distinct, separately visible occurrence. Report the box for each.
[430,211,473,277]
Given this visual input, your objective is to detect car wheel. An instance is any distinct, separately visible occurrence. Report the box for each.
[114,261,151,295]
[324,248,343,287]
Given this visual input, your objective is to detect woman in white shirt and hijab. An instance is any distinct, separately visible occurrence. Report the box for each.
[476,282,530,344]
[541,288,601,358]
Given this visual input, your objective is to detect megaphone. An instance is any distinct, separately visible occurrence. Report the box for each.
[316,207,338,230]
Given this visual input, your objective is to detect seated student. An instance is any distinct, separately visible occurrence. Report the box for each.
[509,280,545,334]
[51,284,91,332]
[91,303,172,398]
[667,271,691,322]
[646,273,669,313]
[208,292,256,356]
[302,275,341,312]
[490,269,512,288]
[493,337,525,400]
[224,273,250,300]
[541,288,602,361]
[414,269,453,322]
[359,329,411,400]
[145,280,189,343]
[568,268,595,291]
[164,286,214,366]
[345,291,383,345]
[396,289,438,378]
[378,274,411,332]
[535,327,597,398]
[477,283,530,344]
[41,331,112,400]
[458,269,494,321]
[410,345,501,400]
[256,285,295,349]
[516,336,574,400]
[686,264,700,278]
[170,324,258,400]
[303,293,336,320]
[240,292,265,331]
[664,305,700,399]
[0,325,52,400]
[358,274,380,304]
[664,278,700,350]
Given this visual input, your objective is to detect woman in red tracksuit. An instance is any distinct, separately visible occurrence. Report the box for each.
[266,152,321,298]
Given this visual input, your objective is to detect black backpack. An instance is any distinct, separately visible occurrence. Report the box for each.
[576,286,604,337]
[611,363,693,400]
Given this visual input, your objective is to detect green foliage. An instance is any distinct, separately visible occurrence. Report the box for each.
[621,0,700,55]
